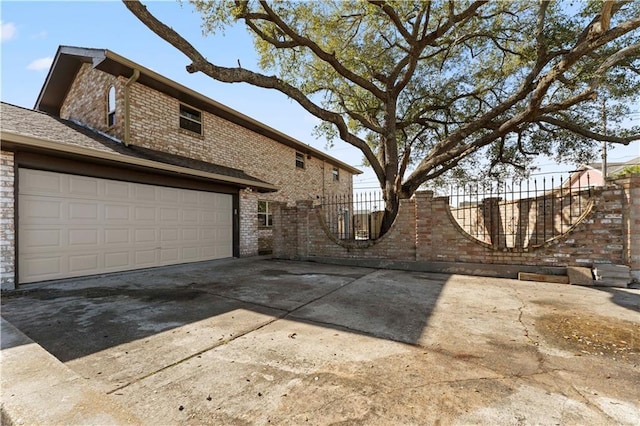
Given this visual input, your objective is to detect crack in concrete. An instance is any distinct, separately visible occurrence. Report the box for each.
[569,383,621,424]
[106,269,377,395]
[505,282,539,347]
[283,269,382,314]
[106,311,288,395]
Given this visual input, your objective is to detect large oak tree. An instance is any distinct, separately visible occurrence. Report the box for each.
[124,0,640,233]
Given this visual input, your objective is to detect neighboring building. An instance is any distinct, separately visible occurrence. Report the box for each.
[0,46,360,289]
[566,157,640,189]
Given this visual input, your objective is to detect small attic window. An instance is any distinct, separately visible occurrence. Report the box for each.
[107,86,116,126]
[179,104,202,135]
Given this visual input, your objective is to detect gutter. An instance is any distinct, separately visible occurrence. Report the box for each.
[123,69,140,146]
[2,131,278,192]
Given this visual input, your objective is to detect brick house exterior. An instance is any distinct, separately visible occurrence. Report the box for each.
[0,46,359,289]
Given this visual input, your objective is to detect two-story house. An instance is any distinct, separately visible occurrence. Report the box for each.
[0,45,360,289]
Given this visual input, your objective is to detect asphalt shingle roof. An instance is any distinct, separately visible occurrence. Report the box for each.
[1,102,272,186]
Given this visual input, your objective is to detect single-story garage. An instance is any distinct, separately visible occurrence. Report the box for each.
[1,102,276,289]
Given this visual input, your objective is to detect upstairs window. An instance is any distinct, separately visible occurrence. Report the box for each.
[258,201,273,227]
[332,167,339,181]
[107,86,116,126]
[296,152,305,169]
[179,104,202,135]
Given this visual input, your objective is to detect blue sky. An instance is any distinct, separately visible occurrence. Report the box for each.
[1,1,638,191]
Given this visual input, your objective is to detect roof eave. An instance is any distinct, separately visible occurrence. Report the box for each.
[1,130,278,193]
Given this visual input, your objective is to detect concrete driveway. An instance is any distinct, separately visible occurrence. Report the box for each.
[1,258,639,425]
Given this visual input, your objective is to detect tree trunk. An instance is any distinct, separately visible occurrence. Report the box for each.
[380,186,400,236]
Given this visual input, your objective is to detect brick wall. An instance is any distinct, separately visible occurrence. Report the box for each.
[60,65,355,255]
[240,189,259,256]
[273,176,640,277]
[61,64,125,139]
[1,151,15,290]
[274,198,416,261]
[618,175,640,280]
[125,81,353,204]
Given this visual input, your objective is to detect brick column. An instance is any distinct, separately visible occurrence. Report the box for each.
[414,191,434,261]
[1,150,16,290]
[272,202,296,259]
[616,174,640,280]
[296,200,313,258]
[239,189,259,257]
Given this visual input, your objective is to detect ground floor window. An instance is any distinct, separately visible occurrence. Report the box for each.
[258,200,273,227]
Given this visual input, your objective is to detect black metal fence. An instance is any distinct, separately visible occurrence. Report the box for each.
[321,192,386,241]
[449,174,594,249]
[320,174,594,247]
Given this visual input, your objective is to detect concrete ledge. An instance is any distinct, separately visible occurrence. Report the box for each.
[295,257,567,279]
[1,318,141,425]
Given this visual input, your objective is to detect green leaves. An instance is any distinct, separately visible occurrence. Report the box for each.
[171,1,639,191]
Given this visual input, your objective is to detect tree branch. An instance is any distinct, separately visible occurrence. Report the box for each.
[368,1,413,42]
[538,116,640,144]
[256,1,386,99]
[123,0,386,181]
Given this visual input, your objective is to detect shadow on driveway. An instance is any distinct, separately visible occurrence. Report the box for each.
[0,259,446,363]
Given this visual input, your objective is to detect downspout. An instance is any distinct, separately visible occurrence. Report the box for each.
[123,69,140,146]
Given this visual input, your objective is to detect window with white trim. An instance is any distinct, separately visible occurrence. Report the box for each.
[107,86,116,127]
[332,167,339,181]
[258,201,273,227]
[296,152,305,169]
[179,104,202,135]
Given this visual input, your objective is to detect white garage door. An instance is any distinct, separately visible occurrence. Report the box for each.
[18,169,233,284]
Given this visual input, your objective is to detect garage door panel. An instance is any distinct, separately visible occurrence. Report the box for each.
[21,228,62,248]
[21,256,63,279]
[182,247,199,260]
[134,206,156,221]
[160,248,180,263]
[182,228,198,242]
[69,175,99,196]
[160,228,179,242]
[160,187,179,202]
[160,208,179,222]
[182,209,199,223]
[21,197,63,220]
[68,202,99,220]
[105,204,130,220]
[135,249,158,266]
[134,229,157,243]
[104,228,130,245]
[134,185,156,201]
[19,169,234,284]
[199,228,217,241]
[217,212,233,226]
[21,169,63,194]
[182,191,199,205]
[105,181,130,199]
[105,251,131,269]
[216,194,233,209]
[220,228,233,241]
[68,229,99,246]
[69,253,100,273]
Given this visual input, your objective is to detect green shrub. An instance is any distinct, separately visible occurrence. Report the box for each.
[614,164,640,177]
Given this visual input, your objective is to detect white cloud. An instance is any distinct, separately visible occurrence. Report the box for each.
[1,21,17,42]
[31,30,47,40]
[27,56,53,71]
